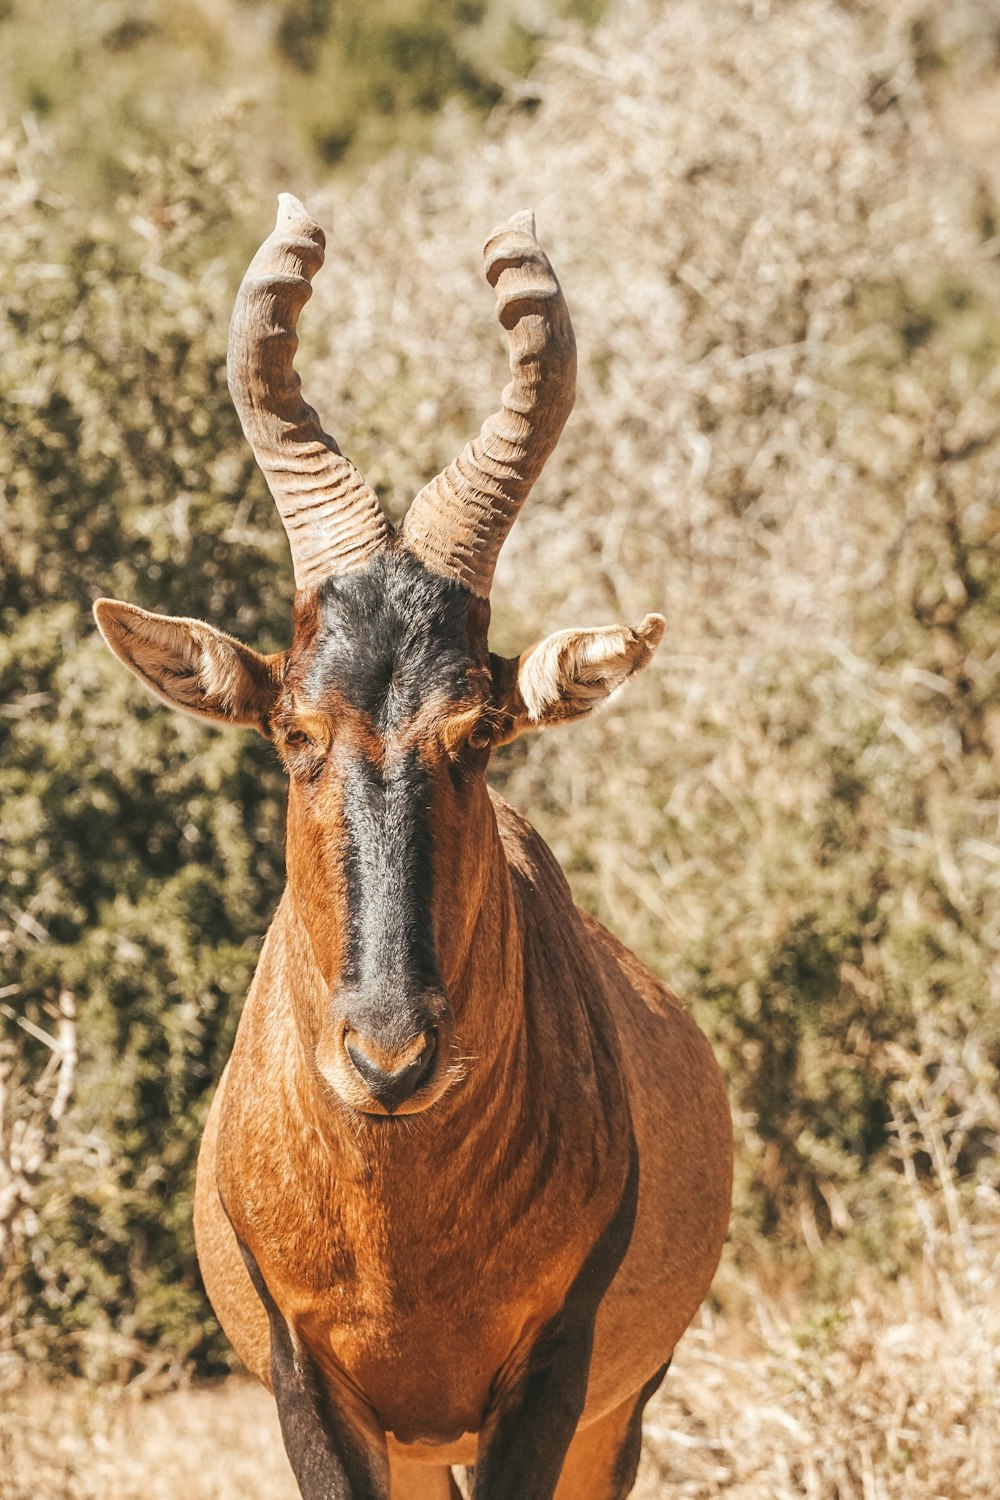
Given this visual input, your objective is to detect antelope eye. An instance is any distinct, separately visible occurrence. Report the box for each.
[467,723,492,751]
[284,728,313,749]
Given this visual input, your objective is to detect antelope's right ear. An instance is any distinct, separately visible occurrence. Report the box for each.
[93,600,284,733]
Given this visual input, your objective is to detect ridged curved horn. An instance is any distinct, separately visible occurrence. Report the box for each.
[401,211,576,598]
[228,194,390,590]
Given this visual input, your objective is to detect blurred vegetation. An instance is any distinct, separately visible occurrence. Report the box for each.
[1,0,999,1391]
[0,130,291,1377]
[0,0,602,202]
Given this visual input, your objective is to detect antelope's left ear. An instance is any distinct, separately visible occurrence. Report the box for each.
[94,600,284,733]
[494,612,665,737]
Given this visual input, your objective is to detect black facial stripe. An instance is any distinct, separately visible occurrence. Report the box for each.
[308,551,481,730]
[339,747,441,1045]
[287,551,491,1047]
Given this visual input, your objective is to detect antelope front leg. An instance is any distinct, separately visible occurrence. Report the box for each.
[472,1317,595,1499]
[473,1146,639,1500]
[238,1241,391,1500]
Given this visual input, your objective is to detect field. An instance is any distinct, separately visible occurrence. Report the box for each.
[3,1248,997,1498]
[1,0,998,1495]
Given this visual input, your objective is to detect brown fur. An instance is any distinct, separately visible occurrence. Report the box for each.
[190,786,731,1486]
[97,581,732,1497]
[93,600,283,731]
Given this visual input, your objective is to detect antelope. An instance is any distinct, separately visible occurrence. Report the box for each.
[95,197,732,1500]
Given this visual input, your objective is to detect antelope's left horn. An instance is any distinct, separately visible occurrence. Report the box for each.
[228,195,390,591]
[401,211,576,598]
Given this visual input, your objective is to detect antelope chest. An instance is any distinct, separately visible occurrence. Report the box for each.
[261,1180,595,1446]
[217,1090,618,1446]
[304,1281,540,1445]
[296,1152,599,1422]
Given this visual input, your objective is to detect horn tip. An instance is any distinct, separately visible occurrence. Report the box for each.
[275,192,324,243]
[485,208,537,252]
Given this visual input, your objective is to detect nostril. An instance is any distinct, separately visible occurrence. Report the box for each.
[420,1027,437,1063]
[411,1028,437,1080]
[345,1028,438,1109]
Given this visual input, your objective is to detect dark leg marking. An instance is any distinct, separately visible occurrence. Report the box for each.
[472,1138,640,1500]
[609,1361,670,1499]
[238,1238,389,1500]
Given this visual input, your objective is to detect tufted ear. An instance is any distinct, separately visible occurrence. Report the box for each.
[94,600,284,733]
[494,613,665,739]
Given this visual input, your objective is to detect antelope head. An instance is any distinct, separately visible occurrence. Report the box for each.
[95,197,664,1120]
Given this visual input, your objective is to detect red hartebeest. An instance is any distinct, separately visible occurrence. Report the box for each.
[95,197,732,1500]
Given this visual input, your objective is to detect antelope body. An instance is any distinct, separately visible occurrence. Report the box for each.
[96,198,732,1500]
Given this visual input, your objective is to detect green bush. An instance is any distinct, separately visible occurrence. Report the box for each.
[0,130,288,1375]
[0,0,605,198]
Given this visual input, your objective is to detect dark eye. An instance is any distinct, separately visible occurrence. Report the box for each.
[468,723,492,751]
[284,728,313,749]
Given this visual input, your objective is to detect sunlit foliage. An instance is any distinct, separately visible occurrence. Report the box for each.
[0,0,603,199]
[1,0,998,1396]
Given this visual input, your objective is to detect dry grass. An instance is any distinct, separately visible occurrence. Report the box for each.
[0,1377,297,1500]
[3,1073,995,1496]
[2,1250,995,1499]
[640,1272,999,1498]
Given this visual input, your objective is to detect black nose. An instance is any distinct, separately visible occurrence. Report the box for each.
[345,1029,438,1111]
